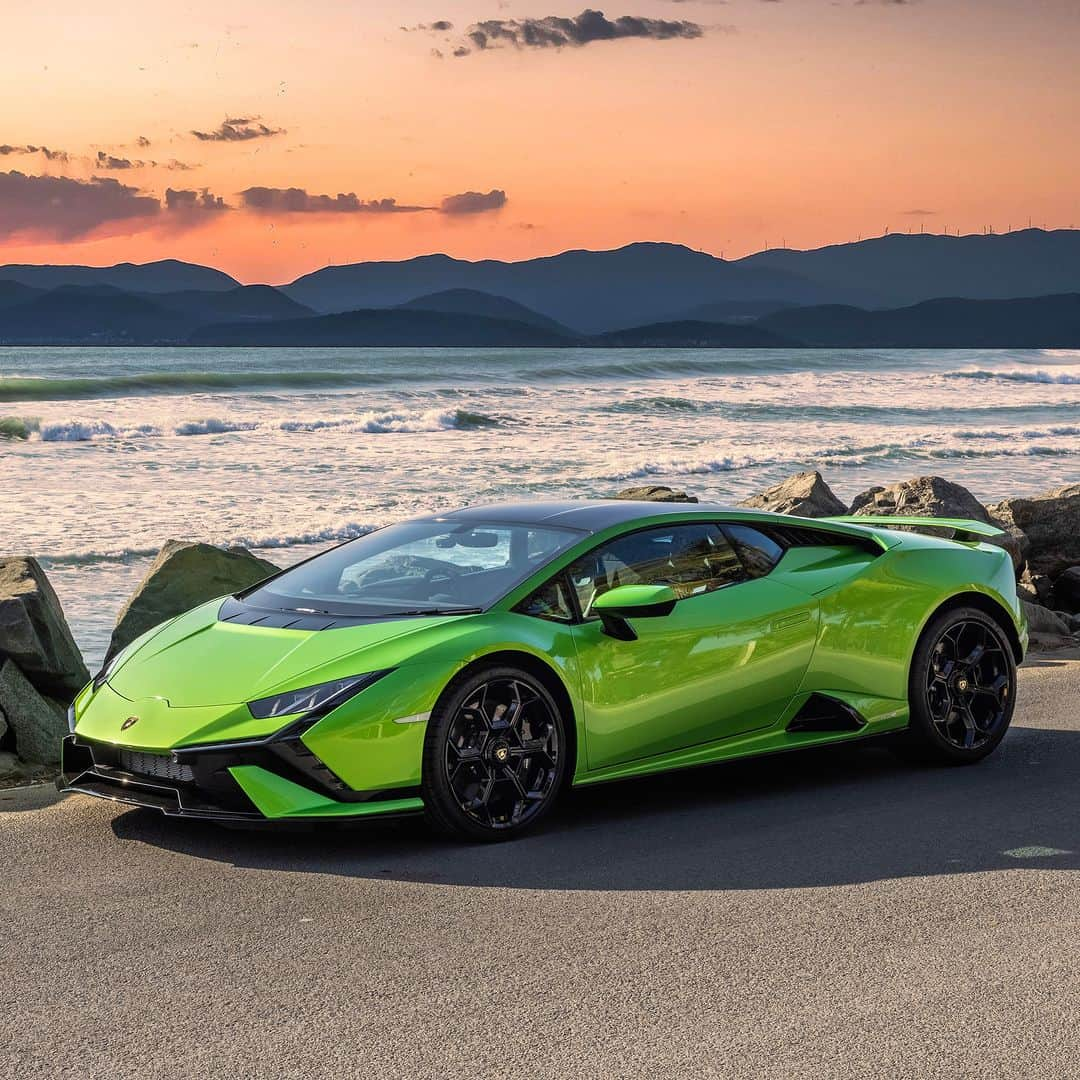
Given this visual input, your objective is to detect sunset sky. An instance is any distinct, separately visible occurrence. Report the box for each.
[1,0,1078,282]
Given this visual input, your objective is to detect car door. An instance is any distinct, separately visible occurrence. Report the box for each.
[567,522,819,770]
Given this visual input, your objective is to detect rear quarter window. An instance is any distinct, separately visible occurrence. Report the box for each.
[722,524,784,578]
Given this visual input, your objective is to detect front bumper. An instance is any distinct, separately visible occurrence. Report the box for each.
[58,733,424,823]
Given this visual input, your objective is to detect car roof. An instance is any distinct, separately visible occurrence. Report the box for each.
[430,499,739,533]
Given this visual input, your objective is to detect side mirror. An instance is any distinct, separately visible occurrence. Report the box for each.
[591,584,677,641]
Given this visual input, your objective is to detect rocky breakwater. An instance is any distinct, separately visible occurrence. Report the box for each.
[0,542,277,783]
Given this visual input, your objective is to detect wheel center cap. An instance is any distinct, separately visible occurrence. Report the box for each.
[955,676,970,692]
[490,740,510,764]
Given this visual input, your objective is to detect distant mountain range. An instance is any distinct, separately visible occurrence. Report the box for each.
[282,243,847,333]
[3,229,1080,346]
[757,292,1080,348]
[0,258,238,294]
[0,284,312,344]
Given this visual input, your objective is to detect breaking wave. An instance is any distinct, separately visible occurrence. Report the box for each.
[946,367,1080,385]
[2,408,502,442]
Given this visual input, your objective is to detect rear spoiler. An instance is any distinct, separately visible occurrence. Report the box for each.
[823,515,1004,543]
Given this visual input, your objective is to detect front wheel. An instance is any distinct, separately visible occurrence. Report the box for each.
[900,606,1017,764]
[422,666,568,841]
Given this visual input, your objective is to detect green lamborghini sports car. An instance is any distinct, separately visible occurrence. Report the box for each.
[61,499,1027,840]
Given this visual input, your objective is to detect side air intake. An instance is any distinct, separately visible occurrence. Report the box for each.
[787,693,867,733]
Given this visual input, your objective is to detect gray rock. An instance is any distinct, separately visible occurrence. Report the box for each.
[1021,568,1055,608]
[0,557,89,699]
[851,475,990,520]
[1053,566,1080,612]
[106,540,279,661]
[849,476,1025,571]
[0,749,21,780]
[1016,580,1039,605]
[1022,600,1072,648]
[1067,612,1080,633]
[611,486,699,504]
[987,483,1080,577]
[738,471,846,518]
[0,659,66,765]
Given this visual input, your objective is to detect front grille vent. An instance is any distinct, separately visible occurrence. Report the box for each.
[117,750,194,784]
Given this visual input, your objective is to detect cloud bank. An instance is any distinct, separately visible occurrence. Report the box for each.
[0,168,507,241]
[0,144,71,163]
[0,170,160,240]
[240,186,508,216]
[450,9,705,55]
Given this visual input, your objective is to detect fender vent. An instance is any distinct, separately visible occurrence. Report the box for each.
[787,693,867,733]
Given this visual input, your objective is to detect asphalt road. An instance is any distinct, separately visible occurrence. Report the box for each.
[3,653,1079,1080]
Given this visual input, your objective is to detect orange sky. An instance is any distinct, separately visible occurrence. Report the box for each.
[1,0,1078,282]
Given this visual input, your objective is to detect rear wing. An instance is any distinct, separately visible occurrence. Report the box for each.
[823,515,1004,543]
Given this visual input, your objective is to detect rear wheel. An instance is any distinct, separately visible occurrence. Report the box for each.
[422,665,567,841]
[900,606,1017,764]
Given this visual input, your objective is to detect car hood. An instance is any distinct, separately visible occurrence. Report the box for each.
[107,597,462,707]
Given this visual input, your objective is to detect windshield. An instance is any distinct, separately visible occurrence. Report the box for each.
[243,520,583,617]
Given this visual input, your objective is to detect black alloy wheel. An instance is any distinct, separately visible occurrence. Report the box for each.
[902,606,1017,764]
[423,666,567,840]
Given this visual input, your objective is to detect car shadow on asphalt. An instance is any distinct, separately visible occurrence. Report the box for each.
[110,724,1080,891]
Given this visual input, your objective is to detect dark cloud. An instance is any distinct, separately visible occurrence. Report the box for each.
[0,144,71,163]
[452,9,704,54]
[440,189,507,214]
[237,185,507,217]
[902,208,937,216]
[191,117,286,142]
[403,18,454,30]
[165,187,228,212]
[240,187,431,214]
[136,135,152,148]
[96,152,135,170]
[0,170,160,240]
[95,151,196,172]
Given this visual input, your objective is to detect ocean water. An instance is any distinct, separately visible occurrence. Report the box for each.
[1,345,1078,670]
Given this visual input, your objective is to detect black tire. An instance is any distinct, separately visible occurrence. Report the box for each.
[422,665,568,841]
[898,605,1017,765]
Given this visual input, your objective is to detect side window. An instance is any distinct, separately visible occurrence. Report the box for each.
[515,573,574,623]
[567,524,745,615]
[723,524,784,579]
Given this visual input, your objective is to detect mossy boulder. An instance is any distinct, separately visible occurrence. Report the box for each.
[0,557,89,699]
[0,659,67,765]
[106,541,279,661]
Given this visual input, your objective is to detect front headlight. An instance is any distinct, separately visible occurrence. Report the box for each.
[247,670,389,720]
[92,640,138,691]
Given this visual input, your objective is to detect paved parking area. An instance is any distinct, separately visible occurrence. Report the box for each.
[2,653,1079,1079]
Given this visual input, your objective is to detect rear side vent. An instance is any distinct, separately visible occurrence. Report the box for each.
[768,525,882,556]
[787,693,867,733]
